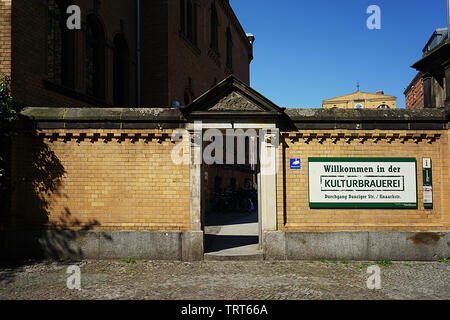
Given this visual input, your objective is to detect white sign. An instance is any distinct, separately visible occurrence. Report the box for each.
[423,158,431,169]
[423,186,433,204]
[309,158,417,208]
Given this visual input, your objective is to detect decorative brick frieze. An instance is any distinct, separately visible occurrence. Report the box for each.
[285,131,442,145]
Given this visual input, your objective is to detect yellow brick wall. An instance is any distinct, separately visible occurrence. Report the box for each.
[11,128,450,233]
[11,129,191,231]
[0,0,11,75]
[277,130,450,231]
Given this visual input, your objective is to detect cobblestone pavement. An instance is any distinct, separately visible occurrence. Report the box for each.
[0,260,448,300]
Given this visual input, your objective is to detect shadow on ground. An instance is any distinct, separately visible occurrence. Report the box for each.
[205,210,258,227]
[204,210,259,253]
[204,234,259,253]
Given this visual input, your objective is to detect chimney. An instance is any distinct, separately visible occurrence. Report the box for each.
[246,33,255,62]
[376,91,384,95]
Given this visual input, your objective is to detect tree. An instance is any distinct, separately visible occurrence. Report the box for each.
[0,74,17,217]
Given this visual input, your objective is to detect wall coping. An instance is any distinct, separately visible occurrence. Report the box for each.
[284,107,447,122]
[20,107,185,122]
[19,106,450,131]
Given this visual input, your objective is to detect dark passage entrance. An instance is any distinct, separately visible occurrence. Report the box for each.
[203,164,259,254]
[201,131,261,256]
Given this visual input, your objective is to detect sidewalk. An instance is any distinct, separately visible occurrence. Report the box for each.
[0,259,448,300]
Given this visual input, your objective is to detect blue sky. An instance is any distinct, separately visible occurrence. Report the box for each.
[231,0,448,108]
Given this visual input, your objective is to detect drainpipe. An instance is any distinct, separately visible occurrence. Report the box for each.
[447,0,450,39]
[137,0,142,106]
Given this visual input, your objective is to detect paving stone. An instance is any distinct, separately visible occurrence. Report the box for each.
[0,260,448,300]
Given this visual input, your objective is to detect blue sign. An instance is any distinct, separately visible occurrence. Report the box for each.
[290,158,301,169]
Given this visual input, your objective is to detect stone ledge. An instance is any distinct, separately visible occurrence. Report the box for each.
[264,231,450,261]
[20,107,186,122]
[0,230,204,261]
[285,108,448,130]
[2,230,449,261]
[19,107,449,131]
[285,108,447,122]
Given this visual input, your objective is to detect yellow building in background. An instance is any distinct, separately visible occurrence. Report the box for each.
[323,90,397,109]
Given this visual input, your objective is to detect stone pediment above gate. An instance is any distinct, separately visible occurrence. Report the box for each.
[182,75,286,119]
[209,91,264,112]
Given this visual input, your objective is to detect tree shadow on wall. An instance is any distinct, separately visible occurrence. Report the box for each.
[0,128,111,279]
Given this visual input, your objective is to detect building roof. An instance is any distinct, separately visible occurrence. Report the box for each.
[412,38,450,73]
[422,28,448,54]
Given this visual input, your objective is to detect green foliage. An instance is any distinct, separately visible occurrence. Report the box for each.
[360,262,372,269]
[120,258,136,264]
[0,74,16,208]
[329,260,338,264]
[0,74,15,123]
[375,260,393,266]
[438,257,449,263]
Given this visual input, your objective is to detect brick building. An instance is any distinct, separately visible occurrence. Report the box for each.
[404,72,424,109]
[407,28,449,109]
[142,0,254,107]
[0,0,253,107]
[323,90,397,109]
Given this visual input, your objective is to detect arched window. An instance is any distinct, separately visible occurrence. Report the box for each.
[47,0,74,87]
[354,103,363,109]
[186,1,193,40]
[86,15,106,99]
[377,104,390,109]
[113,34,129,106]
[186,1,197,44]
[193,3,198,44]
[226,27,233,69]
[179,0,185,34]
[210,4,219,51]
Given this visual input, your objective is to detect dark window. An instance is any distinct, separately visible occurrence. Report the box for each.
[186,1,193,40]
[230,177,236,190]
[193,4,198,44]
[210,4,219,51]
[186,1,197,44]
[113,34,129,106]
[377,104,390,109]
[47,0,74,87]
[86,15,106,99]
[214,176,222,193]
[179,0,185,34]
[226,27,233,69]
